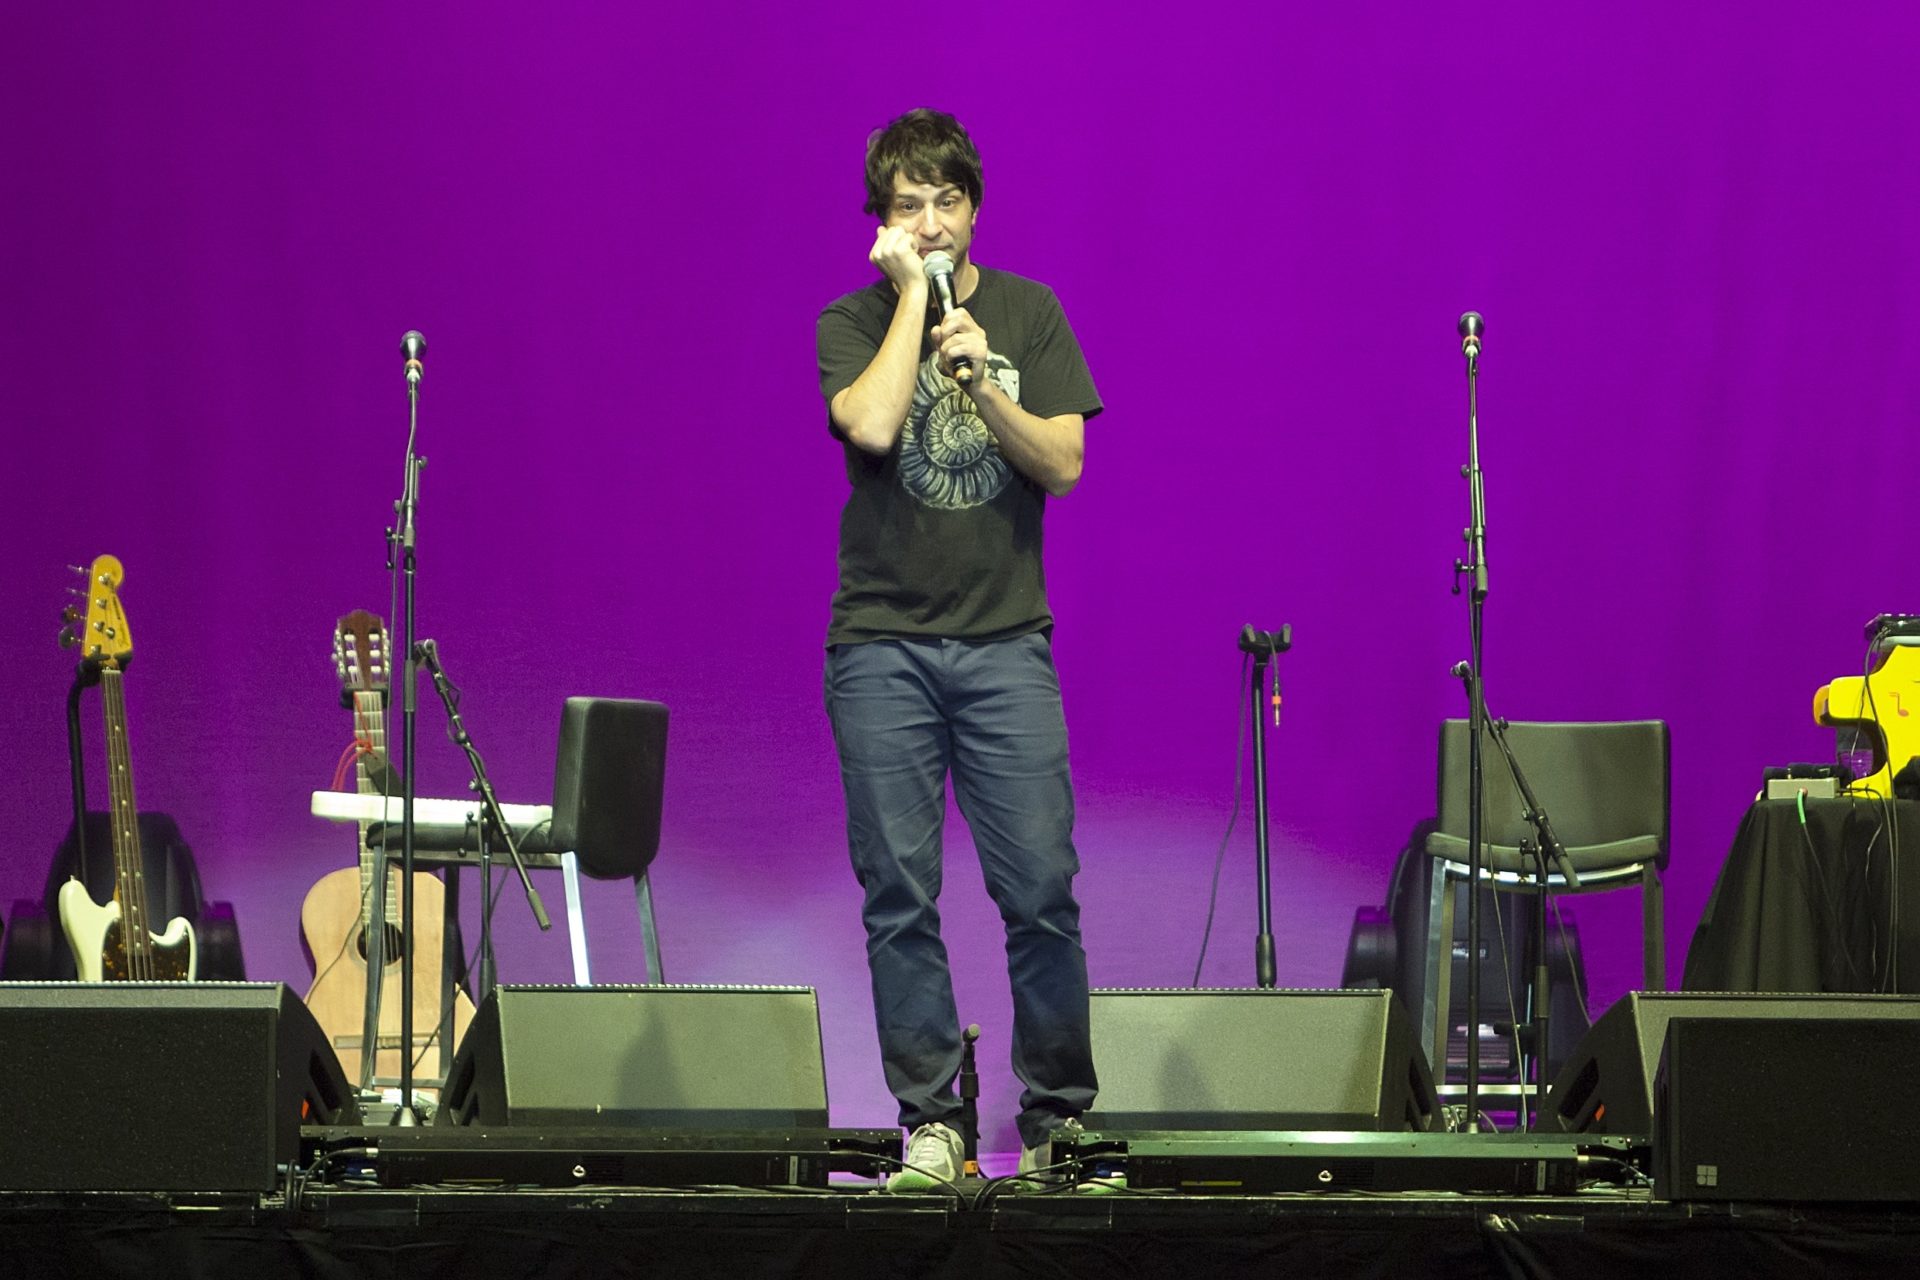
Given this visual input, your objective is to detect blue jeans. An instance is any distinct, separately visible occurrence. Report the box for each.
[825,633,1096,1149]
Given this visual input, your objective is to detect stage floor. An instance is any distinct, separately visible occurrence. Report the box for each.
[6,1180,1920,1279]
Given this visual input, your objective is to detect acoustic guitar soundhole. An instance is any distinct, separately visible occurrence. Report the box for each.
[356,922,407,965]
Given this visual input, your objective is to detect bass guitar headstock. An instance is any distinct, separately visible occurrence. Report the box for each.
[333,609,392,708]
[59,555,133,671]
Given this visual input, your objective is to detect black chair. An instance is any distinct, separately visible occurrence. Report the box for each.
[398,697,669,985]
[1417,719,1670,1096]
[0,812,246,981]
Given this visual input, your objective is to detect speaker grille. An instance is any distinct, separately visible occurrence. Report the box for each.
[1087,989,1436,1132]
[440,985,828,1128]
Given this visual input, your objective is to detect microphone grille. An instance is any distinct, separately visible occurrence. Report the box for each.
[922,250,955,281]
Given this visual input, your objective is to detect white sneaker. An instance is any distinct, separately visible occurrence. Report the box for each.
[1013,1117,1082,1187]
[887,1121,964,1191]
[1014,1118,1124,1193]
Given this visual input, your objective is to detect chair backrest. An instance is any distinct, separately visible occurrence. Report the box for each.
[549,697,669,881]
[1434,720,1670,864]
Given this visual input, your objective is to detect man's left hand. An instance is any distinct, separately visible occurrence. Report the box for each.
[931,308,990,385]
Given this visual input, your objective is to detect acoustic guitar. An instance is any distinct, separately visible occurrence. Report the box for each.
[300,610,474,1088]
[55,555,197,981]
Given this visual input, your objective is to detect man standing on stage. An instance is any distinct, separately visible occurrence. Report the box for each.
[817,108,1103,1190]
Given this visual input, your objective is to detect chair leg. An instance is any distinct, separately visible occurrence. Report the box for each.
[636,871,665,985]
[1425,865,1456,1087]
[560,852,592,986]
[1642,867,1666,991]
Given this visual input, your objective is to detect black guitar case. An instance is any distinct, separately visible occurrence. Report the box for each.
[0,811,245,981]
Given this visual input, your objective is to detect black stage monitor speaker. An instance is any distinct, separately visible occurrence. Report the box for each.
[439,985,828,1128]
[1547,991,1920,1136]
[0,982,357,1192]
[1086,989,1438,1132]
[1656,1015,1920,1201]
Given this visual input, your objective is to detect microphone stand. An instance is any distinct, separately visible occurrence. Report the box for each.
[1479,711,1580,1130]
[958,1023,981,1177]
[1450,312,1489,1132]
[375,333,426,1124]
[417,637,550,1004]
[1238,624,1292,988]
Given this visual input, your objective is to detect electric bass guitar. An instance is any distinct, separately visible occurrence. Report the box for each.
[55,555,198,981]
[300,610,473,1088]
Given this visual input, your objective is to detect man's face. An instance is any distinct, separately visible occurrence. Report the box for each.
[884,172,976,268]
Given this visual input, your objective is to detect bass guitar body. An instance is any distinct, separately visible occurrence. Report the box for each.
[300,867,474,1089]
[56,877,196,982]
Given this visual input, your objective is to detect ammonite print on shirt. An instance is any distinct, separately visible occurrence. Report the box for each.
[897,351,1021,510]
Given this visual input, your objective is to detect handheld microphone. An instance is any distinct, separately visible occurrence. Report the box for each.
[1457,311,1484,360]
[400,330,427,386]
[922,251,973,384]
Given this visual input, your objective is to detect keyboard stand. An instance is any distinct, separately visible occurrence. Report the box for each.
[309,794,596,1043]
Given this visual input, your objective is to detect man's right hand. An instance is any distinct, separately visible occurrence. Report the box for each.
[870,226,929,295]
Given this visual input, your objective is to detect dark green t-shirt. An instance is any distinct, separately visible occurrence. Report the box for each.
[817,265,1102,646]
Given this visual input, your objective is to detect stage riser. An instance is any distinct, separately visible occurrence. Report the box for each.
[0,982,355,1192]
[1086,989,1438,1131]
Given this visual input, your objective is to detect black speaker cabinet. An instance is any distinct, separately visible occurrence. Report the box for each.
[1547,991,1920,1136]
[439,985,828,1128]
[0,982,357,1192]
[1656,1015,1920,1201]
[1086,989,1438,1132]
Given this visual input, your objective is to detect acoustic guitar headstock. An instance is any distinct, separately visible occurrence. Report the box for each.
[333,609,392,708]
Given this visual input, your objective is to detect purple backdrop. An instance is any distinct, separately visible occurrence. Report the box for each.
[5,6,1917,1154]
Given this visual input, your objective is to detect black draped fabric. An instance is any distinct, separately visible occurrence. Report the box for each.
[1683,797,1920,992]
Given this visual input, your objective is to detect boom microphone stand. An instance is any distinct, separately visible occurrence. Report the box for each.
[416,636,550,1004]
[1478,710,1580,1129]
[1239,623,1292,988]
[1449,311,1490,1132]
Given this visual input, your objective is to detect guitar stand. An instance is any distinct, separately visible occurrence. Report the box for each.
[63,669,98,888]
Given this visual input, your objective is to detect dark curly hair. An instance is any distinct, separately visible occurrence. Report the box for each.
[863,108,983,217]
